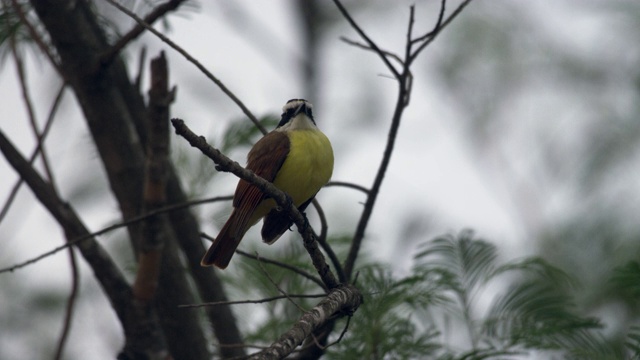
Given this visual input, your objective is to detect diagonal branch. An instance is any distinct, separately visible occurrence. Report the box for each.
[100,0,188,68]
[341,0,474,281]
[0,129,168,346]
[104,0,267,134]
[234,248,327,291]
[408,0,474,65]
[331,0,400,79]
[171,118,340,290]
[0,195,232,274]
[0,83,65,225]
[252,284,362,359]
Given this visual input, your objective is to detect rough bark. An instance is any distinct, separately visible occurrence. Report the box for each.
[26,1,243,358]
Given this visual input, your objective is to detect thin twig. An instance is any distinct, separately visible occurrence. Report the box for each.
[200,230,326,290]
[408,0,474,65]
[256,253,307,312]
[257,284,362,359]
[410,0,446,44]
[341,11,413,280]
[179,293,326,308]
[233,248,327,291]
[332,0,400,79]
[0,83,65,225]
[10,37,58,192]
[310,198,346,283]
[338,36,404,65]
[104,0,266,134]
[53,247,78,360]
[325,180,370,195]
[0,195,231,274]
[341,0,472,280]
[100,0,187,68]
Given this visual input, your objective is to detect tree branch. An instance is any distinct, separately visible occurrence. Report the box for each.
[252,284,362,359]
[233,248,327,291]
[341,0,473,280]
[100,0,188,68]
[53,242,78,360]
[0,82,65,225]
[331,0,400,79]
[132,51,172,303]
[104,0,266,134]
[179,293,326,308]
[0,195,233,274]
[0,129,169,357]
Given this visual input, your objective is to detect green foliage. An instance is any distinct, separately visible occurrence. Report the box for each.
[331,231,633,359]
[229,230,639,359]
[326,264,443,359]
[626,325,640,359]
[612,260,640,303]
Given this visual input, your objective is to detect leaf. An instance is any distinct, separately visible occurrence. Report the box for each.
[492,257,581,291]
[327,264,443,359]
[414,230,498,294]
[626,325,640,358]
[484,278,607,356]
[611,260,640,300]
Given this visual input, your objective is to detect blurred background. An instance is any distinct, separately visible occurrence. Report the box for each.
[1,0,639,358]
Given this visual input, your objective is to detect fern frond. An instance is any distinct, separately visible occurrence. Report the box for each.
[414,230,498,296]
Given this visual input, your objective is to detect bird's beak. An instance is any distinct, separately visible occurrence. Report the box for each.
[294,102,308,116]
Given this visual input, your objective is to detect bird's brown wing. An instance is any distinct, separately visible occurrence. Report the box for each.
[230,131,290,235]
[200,131,290,268]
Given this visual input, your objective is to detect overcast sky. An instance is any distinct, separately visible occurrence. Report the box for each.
[1,0,639,358]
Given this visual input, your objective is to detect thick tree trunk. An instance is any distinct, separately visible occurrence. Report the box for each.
[29,1,244,358]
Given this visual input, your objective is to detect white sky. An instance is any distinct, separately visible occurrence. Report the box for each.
[0,0,639,358]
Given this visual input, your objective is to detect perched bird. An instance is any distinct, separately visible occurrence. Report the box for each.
[201,99,334,268]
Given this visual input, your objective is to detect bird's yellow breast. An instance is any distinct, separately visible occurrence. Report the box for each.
[272,129,334,205]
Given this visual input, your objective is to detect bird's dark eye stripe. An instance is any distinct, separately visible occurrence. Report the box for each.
[277,109,295,127]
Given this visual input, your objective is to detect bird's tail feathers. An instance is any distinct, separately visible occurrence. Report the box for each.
[201,210,247,268]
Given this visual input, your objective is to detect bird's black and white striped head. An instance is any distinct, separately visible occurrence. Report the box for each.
[276,99,316,131]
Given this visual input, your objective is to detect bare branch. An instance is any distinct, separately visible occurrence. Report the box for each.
[132,51,172,303]
[409,0,475,65]
[325,180,370,195]
[0,83,65,225]
[53,248,78,360]
[0,194,232,274]
[179,293,326,308]
[104,0,267,134]
[10,36,58,191]
[332,0,400,79]
[0,129,137,330]
[339,36,404,65]
[341,0,473,280]
[100,0,188,68]
[252,284,362,359]
[233,248,326,291]
[256,253,308,312]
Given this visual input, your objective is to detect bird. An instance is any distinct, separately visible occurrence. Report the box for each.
[201,99,334,268]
